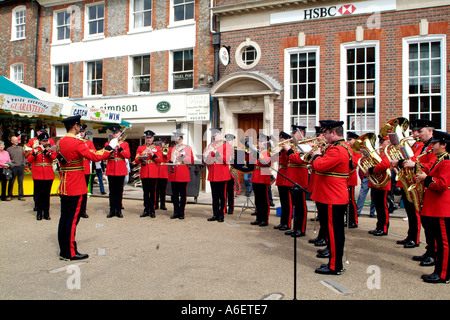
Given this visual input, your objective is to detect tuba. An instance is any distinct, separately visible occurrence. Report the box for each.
[381,117,420,206]
[352,132,391,188]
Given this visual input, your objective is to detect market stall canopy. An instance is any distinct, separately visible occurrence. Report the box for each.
[0,76,68,120]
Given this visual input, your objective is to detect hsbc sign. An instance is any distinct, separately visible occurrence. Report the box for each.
[270,0,396,24]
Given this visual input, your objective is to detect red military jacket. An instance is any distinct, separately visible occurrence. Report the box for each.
[276,150,292,187]
[310,139,351,205]
[250,149,274,185]
[421,152,450,218]
[285,146,309,189]
[104,141,131,176]
[134,144,163,179]
[368,151,392,191]
[58,133,112,196]
[27,146,58,180]
[414,139,437,174]
[158,152,169,179]
[205,140,232,182]
[167,144,193,182]
[82,139,95,175]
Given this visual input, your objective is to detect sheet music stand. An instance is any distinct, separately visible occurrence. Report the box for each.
[238,195,255,219]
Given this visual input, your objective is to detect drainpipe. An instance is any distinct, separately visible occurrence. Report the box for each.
[33,0,41,89]
[210,0,220,128]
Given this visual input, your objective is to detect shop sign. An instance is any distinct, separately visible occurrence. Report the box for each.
[0,94,62,117]
[156,101,171,113]
[70,106,122,123]
[270,0,396,25]
[186,94,210,121]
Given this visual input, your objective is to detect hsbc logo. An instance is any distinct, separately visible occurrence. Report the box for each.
[303,4,357,20]
[339,4,357,15]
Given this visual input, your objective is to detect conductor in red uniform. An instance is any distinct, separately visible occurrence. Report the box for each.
[134,130,163,218]
[167,131,194,219]
[57,115,113,261]
[205,128,232,223]
[27,132,57,220]
[104,125,131,218]
[416,130,450,284]
[310,120,352,275]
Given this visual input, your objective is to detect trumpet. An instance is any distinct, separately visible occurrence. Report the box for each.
[298,137,328,163]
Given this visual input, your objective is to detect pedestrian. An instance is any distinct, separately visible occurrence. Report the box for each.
[7,136,26,201]
[0,140,12,201]
[26,132,57,220]
[57,115,114,261]
[204,128,231,222]
[134,130,163,218]
[416,130,450,284]
[104,125,131,218]
[94,160,106,194]
[167,131,193,219]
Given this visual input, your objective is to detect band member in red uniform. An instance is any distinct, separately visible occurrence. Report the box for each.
[274,131,293,231]
[247,134,275,227]
[27,132,57,220]
[366,134,391,236]
[283,125,309,237]
[416,130,450,284]
[79,124,94,218]
[310,120,352,275]
[205,128,231,223]
[104,125,131,218]
[134,130,163,218]
[225,134,236,215]
[57,115,114,261]
[167,132,193,219]
[392,123,423,248]
[346,131,360,228]
[156,139,169,211]
[403,119,438,266]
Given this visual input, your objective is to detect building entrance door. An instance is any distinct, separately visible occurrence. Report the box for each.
[237,113,263,147]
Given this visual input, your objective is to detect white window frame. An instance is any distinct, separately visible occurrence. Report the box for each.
[128,54,151,94]
[129,0,153,34]
[11,6,26,41]
[53,64,70,98]
[84,60,103,97]
[169,49,194,92]
[340,40,380,137]
[168,0,195,28]
[235,39,262,70]
[10,63,24,83]
[84,2,105,41]
[283,46,320,136]
[52,8,72,44]
[402,34,447,131]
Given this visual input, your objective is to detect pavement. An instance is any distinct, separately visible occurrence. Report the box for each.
[1,182,449,305]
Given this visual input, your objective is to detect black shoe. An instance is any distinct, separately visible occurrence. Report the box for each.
[140,210,150,217]
[291,230,305,237]
[116,211,123,218]
[150,211,155,218]
[348,223,357,228]
[170,214,179,219]
[309,237,319,244]
[227,210,234,215]
[372,230,388,236]
[397,238,409,245]
[106,211,115,218]
[80,213,89,218]
[43,213,51,220]
[279,225,290,231]
[422,273,449,284]
[101,192,107,195]
[218,217,224,223]
[274,224,283,229]
[314,239,327,247]
[413,253,429,261]
[316,249,330,258]
[60,253,89,261]
[284,229,296,236]
[179,215,185,220]
[420,257,435,267]
[208,216,218,221]
[270,202,275,207]
[250,220,260,225]
[36,212,42,220]
[404,240,419,248]
[259,221,268,227]
[160,206,167,210]
[314,265,343,275]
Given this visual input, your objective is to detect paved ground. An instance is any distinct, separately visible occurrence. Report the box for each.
[1,183,449,304]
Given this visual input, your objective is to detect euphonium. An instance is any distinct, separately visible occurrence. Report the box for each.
[352,132,391,188]
[381,117,418,205]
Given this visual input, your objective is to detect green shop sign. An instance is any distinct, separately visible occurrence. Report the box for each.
[156,101,171,113]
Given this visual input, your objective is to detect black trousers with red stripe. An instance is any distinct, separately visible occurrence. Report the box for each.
[33,179,53,216]
[372,188,389,233]
[316,202,346,271]
[171,181,187,218]
[210,181,227,219]
[107,175,125,214]
[156,178,167,207]
[402,189,421,243]
[278,185,293,227]
[347,186,358,226]
[141,178,157,213]
[291,188,307,233]
[426,216,450,281]
[253,183,270,224]
[226,178,235,212]
[58,194,87,259]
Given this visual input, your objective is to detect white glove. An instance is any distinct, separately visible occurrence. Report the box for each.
[109,138,119,149]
